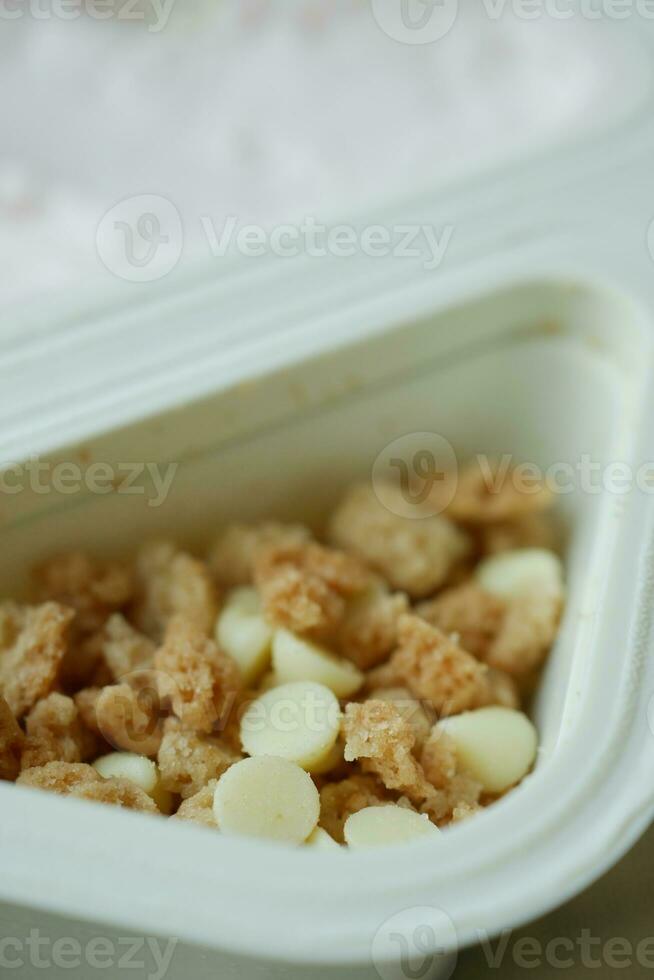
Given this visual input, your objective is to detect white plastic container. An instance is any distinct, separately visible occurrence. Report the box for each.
[3,21,654,980]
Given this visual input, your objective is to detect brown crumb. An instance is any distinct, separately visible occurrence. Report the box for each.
[479,668,521,710]
[17,761,158,813]
[443,460,553,526]
[330,483,470,598]
[254,541,369,638]
[480,513,560,556]
[79,682,165,757]
[210,522,311,588]
[451,802,483,823]
[175,780,219,827]
[416,583,506,660]
[102,614,156,681]
[158,720,241,799]
[365,687,434,750]
[338,585,409,670]
[420,727,482,823]
[0,601,74,718]
[373,615,491,717]
[318,773,389,843]
[0,696,23,781]
[32,552,133,634]
[21,693,99,769]
[487,593,562,678]
[153,615,241,734]
[135,541,219,640]
[342,701,439,809]
[60,629,114,692]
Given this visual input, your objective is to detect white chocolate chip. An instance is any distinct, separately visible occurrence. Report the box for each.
[240,681,340,772]
[213,756,319,844]
[476,548,563,601]
[93,752,158,794]
[436,707,538,794]
[305,827,341,850]
[344,806,440,848]
[272,629,363,698]
[93,752,174,813]
[215,587,273,685]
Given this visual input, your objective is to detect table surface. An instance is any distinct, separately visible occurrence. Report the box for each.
[457,821,654,978]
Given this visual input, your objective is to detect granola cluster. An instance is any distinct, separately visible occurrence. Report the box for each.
[1,460,563,844]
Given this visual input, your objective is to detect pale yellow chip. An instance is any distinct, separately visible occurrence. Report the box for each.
[213,756,319,844]
[215,587,273,685]
[436,707,538,793]
[305,827,341,850]
[240,681,340,772]
[476,548,563,601]
[344,806,440,848]
[272,629,363,698]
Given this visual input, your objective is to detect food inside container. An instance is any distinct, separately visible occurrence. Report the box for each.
[0,456,564,847]
[0,276,650,977]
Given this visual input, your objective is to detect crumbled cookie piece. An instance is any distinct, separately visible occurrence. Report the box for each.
[478,668,521,710]
[487,593,562,678]
[102,614,155,681]
[338,584,409,670]
[318,773,389,843]
[33,552,133,634]
[0,601,74,717]
[416,583,506,660]
[158,721,241,798]
[0,696,23,781]
[175,779,218,827]
[365,687,434,750]
[135,541,219,640]
[442,460,553,526]
[330,483,470,597]
[73,687,102,732]
[79,682,164,757]
[480,513,560,556]
[21,693,99,769]
[60,629,113,693]
[342,701,438,809]
[372,615,491,717]
[420,727,482,823]
[153,615,241,734]
[451,802,483,823]
[17,761,158,813]
[210,522,311,588]
[255,542,369,638]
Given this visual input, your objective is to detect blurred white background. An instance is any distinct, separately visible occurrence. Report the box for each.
[0,0,642,314]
